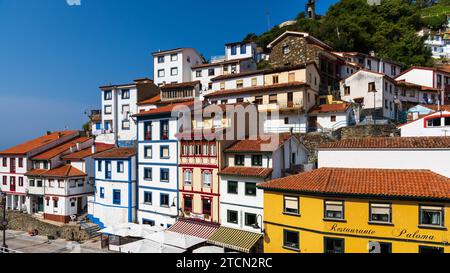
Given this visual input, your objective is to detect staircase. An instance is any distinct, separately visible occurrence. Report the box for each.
[80,221,102,239]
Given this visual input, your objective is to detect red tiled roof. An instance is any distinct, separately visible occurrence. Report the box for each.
[134,101,196,117]
[395,66,450,79]
[309,103,351,114]
[25,169,49,177]
[319,137,450,149]
[205,82,308,99]
[419,104,450,112]
[258,168,450,201]
[225,134,294,153]
[137,94,161,106]
[396,80,440,92]
[219,167,273,179]
[168,218,220,239]
[61,144,115,161]
[92,147,136,159]
[0,131,78,156]
[211,70,265,81]
[26,165,86,178]
[161,81,200,90]
[32,137,92,160]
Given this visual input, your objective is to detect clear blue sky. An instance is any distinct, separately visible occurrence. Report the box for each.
[0,0,337,150]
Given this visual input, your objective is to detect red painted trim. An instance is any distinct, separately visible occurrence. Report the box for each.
[179,164,219,169]
[423,113,450,128]
[179,189,220,197]
[0,172,26,175]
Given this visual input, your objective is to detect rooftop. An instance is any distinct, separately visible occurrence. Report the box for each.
[225,134,294,153]
[92,147,136,159]
[219,167,273,179]
[32,137,92,160]
[205,82,308,99]
[134,101,196,118]
[309,103,352,115]
[0,131,79,156]
[258,168,450,201]
[61,144,115,161]
[319,137,450,149]
[25,165,86,178]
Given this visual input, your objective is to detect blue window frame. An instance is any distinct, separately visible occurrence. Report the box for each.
[97,160,102,172]
[160,120,169,140]
[160,146,170,159]
[144,122,152,141]
[117,161,124,173]
[144,146,153,159]
[104,90,112,100]
[105,161,112,180]
[241,44,246,54]
[144,191,152,204]
[231,45,237,55]
[100,187,105,199]
[95,123,101,130]
[160,193,170,207]
[113,190,121,205]
[160,169,170,182]
[143,219,155,226]
[144,167,152,181]
[121,89,130,99]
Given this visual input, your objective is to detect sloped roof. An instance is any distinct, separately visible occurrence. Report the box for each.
[319,137,450,149]
[32,137,92,160]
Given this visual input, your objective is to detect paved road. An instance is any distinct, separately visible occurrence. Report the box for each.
[1,230,111,253]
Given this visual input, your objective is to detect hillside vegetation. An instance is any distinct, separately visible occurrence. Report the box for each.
[245,0,450,68]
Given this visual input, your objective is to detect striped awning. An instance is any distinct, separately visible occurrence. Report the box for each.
[168,218,220,239]
[207,227,262,253]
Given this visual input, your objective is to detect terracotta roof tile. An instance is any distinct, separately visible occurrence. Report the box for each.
[137,94,161,106]
[205,82,308,99]
[219,167,273,179]
[319,137,450,149]
[25,169,49,177]
[161,81,200,90]
[26,165,86,178]
[258,168,450,201]
[0,131,78,155]
[134,101,196,117]
[419,104,450,112]
[309,103,351,114]
[225,134,294,153]
[61,144,115,161]
[92,147,136,159]
[32,137,92,160]
[211,70,265,81]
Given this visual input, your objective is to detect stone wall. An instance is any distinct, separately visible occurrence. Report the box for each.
[269,36,317,67]
[0,211,90,242]
[339,124,400,139]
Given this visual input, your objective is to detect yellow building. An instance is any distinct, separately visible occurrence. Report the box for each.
[258,168,450,253]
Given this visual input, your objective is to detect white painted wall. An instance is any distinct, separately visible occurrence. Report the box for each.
[400,111,450,137]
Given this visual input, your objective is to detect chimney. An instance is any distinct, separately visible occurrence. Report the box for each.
[91,145,97,154]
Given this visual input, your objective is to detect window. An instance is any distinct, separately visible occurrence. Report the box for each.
[160,120,169,140]
[273,75,279,84]
[171,67,178,76]
[144,168,152,181]
[202,171,212,188]
[71,199,76,207]
[236,80,244,89]
[236,98,244,103]
[48,179,55,188]
[445,117,450,126]
[202,198,212,215]
[121,89,130,99]
[370,203,392,224]
[227,181,238,194]
[269,94,278,104]
[288,73,295,83]
[252,155,263,167]
[144,192,152,204]
[77,179,84,187]
[208,83,213,90]
[367,59,372,70]
[368,82,376,92]
[58,180,63,188]
[112,190,121,205]
[18,177,23,187]
[2,158,6,167]
[29,179,35,187]
[160,193,170,207]
[284,196,299,215]
[2,176,6,185]
[245,213,257,227]
[220,82,225,90]
[37,180,43,187]
[370,242,392,253]
[184,196,193,212]
[231,45,237,55]
[227,210,238,224]
[282,45,290,55]
[240,44,246,54]
[104,105,112,115]
[284,117,289,125]
[330,116,337,122]
[183,169,192,186]
[245,183,257,196]
[160,146,170,159]
[158,69,165,78]
[208,69,215,76]
[324,201,344,220]
[144,146,153,159]
[419,246,444,253]
[18,158,23,168]
[157,56,165,63]
[196,70,202,78]
[419,206,444,227]
[251,78,257,86]
[104,90,112,100]
[324,238,345,253]
[160,169,170,182]
[254,96,263,105]
[122,120,130,130]
[53,199,58,208]
[171,53,178,62]
[283,230,299,251]
[143,219,156,226]
[427,118,442,127]
[210,144,216,156]
[344,86,350,96]
[235,155,245,166]
[144,122,152,140]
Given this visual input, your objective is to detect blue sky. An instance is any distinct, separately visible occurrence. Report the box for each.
[0,0,337,149]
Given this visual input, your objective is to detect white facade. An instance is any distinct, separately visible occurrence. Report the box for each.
[318,147,450,178]
[153,48,203,86]
[210,73,264,94]
[340,70,397,120]
[395,67,450,90]
[137,115,180,228]
[400,111,450,137]
[224,42,256,61]
[89,154,137,228]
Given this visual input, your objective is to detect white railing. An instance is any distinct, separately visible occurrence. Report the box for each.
[264,125,307,134]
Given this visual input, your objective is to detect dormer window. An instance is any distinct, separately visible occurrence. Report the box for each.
[241,44,247,54]
[283,45,290,55]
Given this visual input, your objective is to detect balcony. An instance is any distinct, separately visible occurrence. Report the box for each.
[264,124,307,134]
[258,102,304,113]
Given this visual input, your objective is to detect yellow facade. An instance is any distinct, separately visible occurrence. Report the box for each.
[263,191,450,253]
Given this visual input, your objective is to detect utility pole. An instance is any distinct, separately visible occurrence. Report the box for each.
[0,192,8,252]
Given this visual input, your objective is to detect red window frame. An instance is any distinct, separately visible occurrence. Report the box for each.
[2,158,6,167]
[183,195,193,212]
[18,158,23,168]
[18,177,23,187]
[202,197,212,216]
[2,176,6,185]
[201,169,213,188]
[183,168,193,186]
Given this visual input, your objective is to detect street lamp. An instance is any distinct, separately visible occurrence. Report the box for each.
[0,192,8,251]
[171,196,184,218]
[253,214,265,234]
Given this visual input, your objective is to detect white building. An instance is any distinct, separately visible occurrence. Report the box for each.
[88,148,137,228]
[318,137,450,178]
[224,42,257,61]
[308,102,355,132]
[135,102,192,228]
[334,52,402,78]
[218,134,308,233]
[210,70,265,94]
[399,111,450,137]
[97,78,160,147]
[340,69,398,120]
[0,131,80,212]
[153,48,204,86]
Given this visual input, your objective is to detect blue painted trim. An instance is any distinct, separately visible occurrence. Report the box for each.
[141,218,155,226]
[160,192,170,208]
[112,189,121,205]
[138,162,177,167]
[138,140,178,144]
[91,202,135,209]
[138,186,178,193]
[95,178,131,183]
[128,158,132,223]
[160,168,170,183]
[160,145,170,159]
